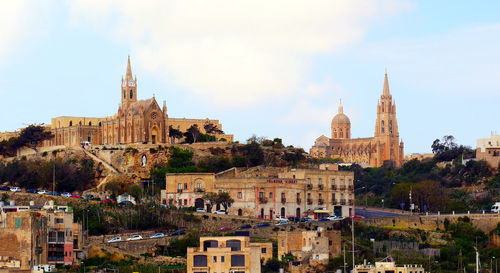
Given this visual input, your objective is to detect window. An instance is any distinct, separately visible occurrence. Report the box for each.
[226,240,242,251]
[340,179,344,185]
[332,193,335,201]
[307,193,311,198]
[15,218,21,228]
[237,192,242,199]
[319,193,322,199]
[281,192,285,199]
[282,240,285,247]
[318,178,322,185]
[184,183,188,190]
[221,256,225,263]
[381,120,385,133]
[389,120,393,133]
[197,183,202,190]
[259,192,264,199]
[130,90,133,99]
[213,256,217,263]
[184,199,187,205]
[296,193,300,199]
[203,240,218,251]
[178,183,182,190]
[56,218,64,224]
[269,192,273,199]
[231,255,245,267]
[123,90,126,98]
[307,178,311,185]
[348,179,352,185]
[193,255,207,267]
[261,248,267,254]
[331,179,335,186]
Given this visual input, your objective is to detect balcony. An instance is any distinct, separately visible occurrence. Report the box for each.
[259,197,268,204]
[318,184,324,190]
[296,198,302,204]
[331,185,337,190]
[318,198,324,205]
[339,186,346,191]
[340,199,346,205]
[177,189,183,193]
[281,198,286,204]
[331,200,338,205]
[195,188,205,193]
[348,185,354,191]
[306,184,313,190]
[307,199,313,205]
[348,200,353,205]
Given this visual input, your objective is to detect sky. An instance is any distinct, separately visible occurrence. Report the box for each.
[1,0,499,154]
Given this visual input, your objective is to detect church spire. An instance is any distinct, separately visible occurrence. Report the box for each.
[383,69,390,96]
[126,55,133,80]
[338,99,343,114]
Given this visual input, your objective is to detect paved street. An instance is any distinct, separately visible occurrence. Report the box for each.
[355,207,403,218]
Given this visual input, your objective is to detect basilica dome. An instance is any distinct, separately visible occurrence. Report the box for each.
[331,102,350,127]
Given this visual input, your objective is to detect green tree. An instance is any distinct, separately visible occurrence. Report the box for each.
[16,124,53,152]
[203,122,224,135]
[184,124,201,143]
[168,125,184,144]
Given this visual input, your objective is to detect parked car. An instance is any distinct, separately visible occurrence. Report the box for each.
[149,233,165,239]
[60,192,71,197]
[350,215,364,219]
[318,218,330,221]
[26,189,37,194]
[237,224,252,230]
[287,217,300,222]
[275,216,288,222]
[218,227,232,232]
[83,195,95,200]
[200,230,208,234]
[0,186,10,191]
[107,237,122,243]
[196,208,206,213]
[275,221,288,226]
[331,216,345,221]
[119,201,133,205]
[10,187,21,192]
[47,191,59,196]
[212,210,226,215]
[168,230,186,236]
[103,199,116,203]
[126,235,143,241]
[72,194,83,199]
[254,222,271,228]
[300,217,314,222]
[37,190,48,194]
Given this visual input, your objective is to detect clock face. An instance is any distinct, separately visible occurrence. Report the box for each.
[128,80,135,86]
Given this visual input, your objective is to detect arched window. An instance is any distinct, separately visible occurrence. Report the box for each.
[89,122,92,126]
[333,129,337,138]
[381,121,385,133]
[123,90,126,98]
[340,129,343,138]
[226,240,241,251]
[389,120,393,134]
[69,121,72,127]
[130,90,133,99]
[99,122,102,127]
[382,102,384,112]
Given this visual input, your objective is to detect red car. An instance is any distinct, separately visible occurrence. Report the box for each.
[200,229,208,234]
[71,194,83,199]
[218,227,232,232]
[350,215,364,219]
[103,199,116,203]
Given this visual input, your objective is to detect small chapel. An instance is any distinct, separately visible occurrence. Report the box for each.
[310,72,404,167]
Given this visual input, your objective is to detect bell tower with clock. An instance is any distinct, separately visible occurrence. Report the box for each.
[121,55,137,108]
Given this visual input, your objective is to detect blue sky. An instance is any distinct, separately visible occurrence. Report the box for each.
[1,1,499,154]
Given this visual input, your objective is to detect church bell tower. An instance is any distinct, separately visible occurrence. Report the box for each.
[121,55,137,108]
[375,71,399,138]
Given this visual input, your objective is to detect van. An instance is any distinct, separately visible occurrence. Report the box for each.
[491,202,500,213]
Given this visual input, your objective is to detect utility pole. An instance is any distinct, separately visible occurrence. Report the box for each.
[409,186,412,215]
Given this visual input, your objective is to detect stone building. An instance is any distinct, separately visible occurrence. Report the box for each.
[476,134,500,169]
[0,201,81,271]
[161,166,355,219]
[187,235,272,273]
[310,72,404,167]
[35,56,232,147]
[277,228,341,265]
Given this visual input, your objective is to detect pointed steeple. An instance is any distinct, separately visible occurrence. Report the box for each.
[338,99,343,114]
[383,69,390,96]
[126,55,133,80]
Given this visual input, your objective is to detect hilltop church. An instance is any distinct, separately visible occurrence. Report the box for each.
[41,56,232,147]
[310,72,404,167]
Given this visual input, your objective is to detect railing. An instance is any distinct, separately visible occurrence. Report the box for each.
[306,184,313,190]
[177,189,183,193]
[48,257,64,262]
[307,199,313,205]
[340,199,346,205]
[331,185,337,190]
[318,184,324,190]
[296,198,302,204]
[195,188,204,193]
[348,185,354,191]
[259,197,268,204]
[339,186,346,191]
[331,200,338,205]
[318,198,324,205]
[348,200,353,205]
[281,198,286,204]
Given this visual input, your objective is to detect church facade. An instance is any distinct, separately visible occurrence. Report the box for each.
[42,56,232,147]
[310,72,404,167]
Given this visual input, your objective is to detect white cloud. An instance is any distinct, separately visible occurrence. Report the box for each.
[66,0,412,106]
[0,1,51,64]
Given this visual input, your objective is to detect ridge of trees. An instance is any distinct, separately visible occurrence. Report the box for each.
[0,124,53,156]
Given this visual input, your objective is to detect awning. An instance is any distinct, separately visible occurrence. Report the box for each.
[313,209,330,213]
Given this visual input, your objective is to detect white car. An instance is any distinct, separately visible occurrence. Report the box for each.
[196,208,206,213]
[212,210,226,215]
[275,216,288,222]
[107,237,122,243]
[37,190,48,195]
[61,192,72,197]
[10,187,21,192]
[326,216,344,221]
[126,235,143,241]
[275,221,288,226]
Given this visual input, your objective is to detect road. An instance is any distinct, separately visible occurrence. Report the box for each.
[355,207,403,218]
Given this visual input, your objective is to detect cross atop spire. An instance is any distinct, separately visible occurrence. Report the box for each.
[126,55,133,80]
[338,98,343,114]
[383,69,390,96]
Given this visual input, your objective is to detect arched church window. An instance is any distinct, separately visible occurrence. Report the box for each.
[382,102,384,112]
[340,129,343,138]
[130,90,133,99]
[123,90,126,99]
[381,121,385,133]
[69,121,72,127]
[99,122,102,127]
[334,129,337,138]
[389,120,393,134]
[89,122,92,126]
